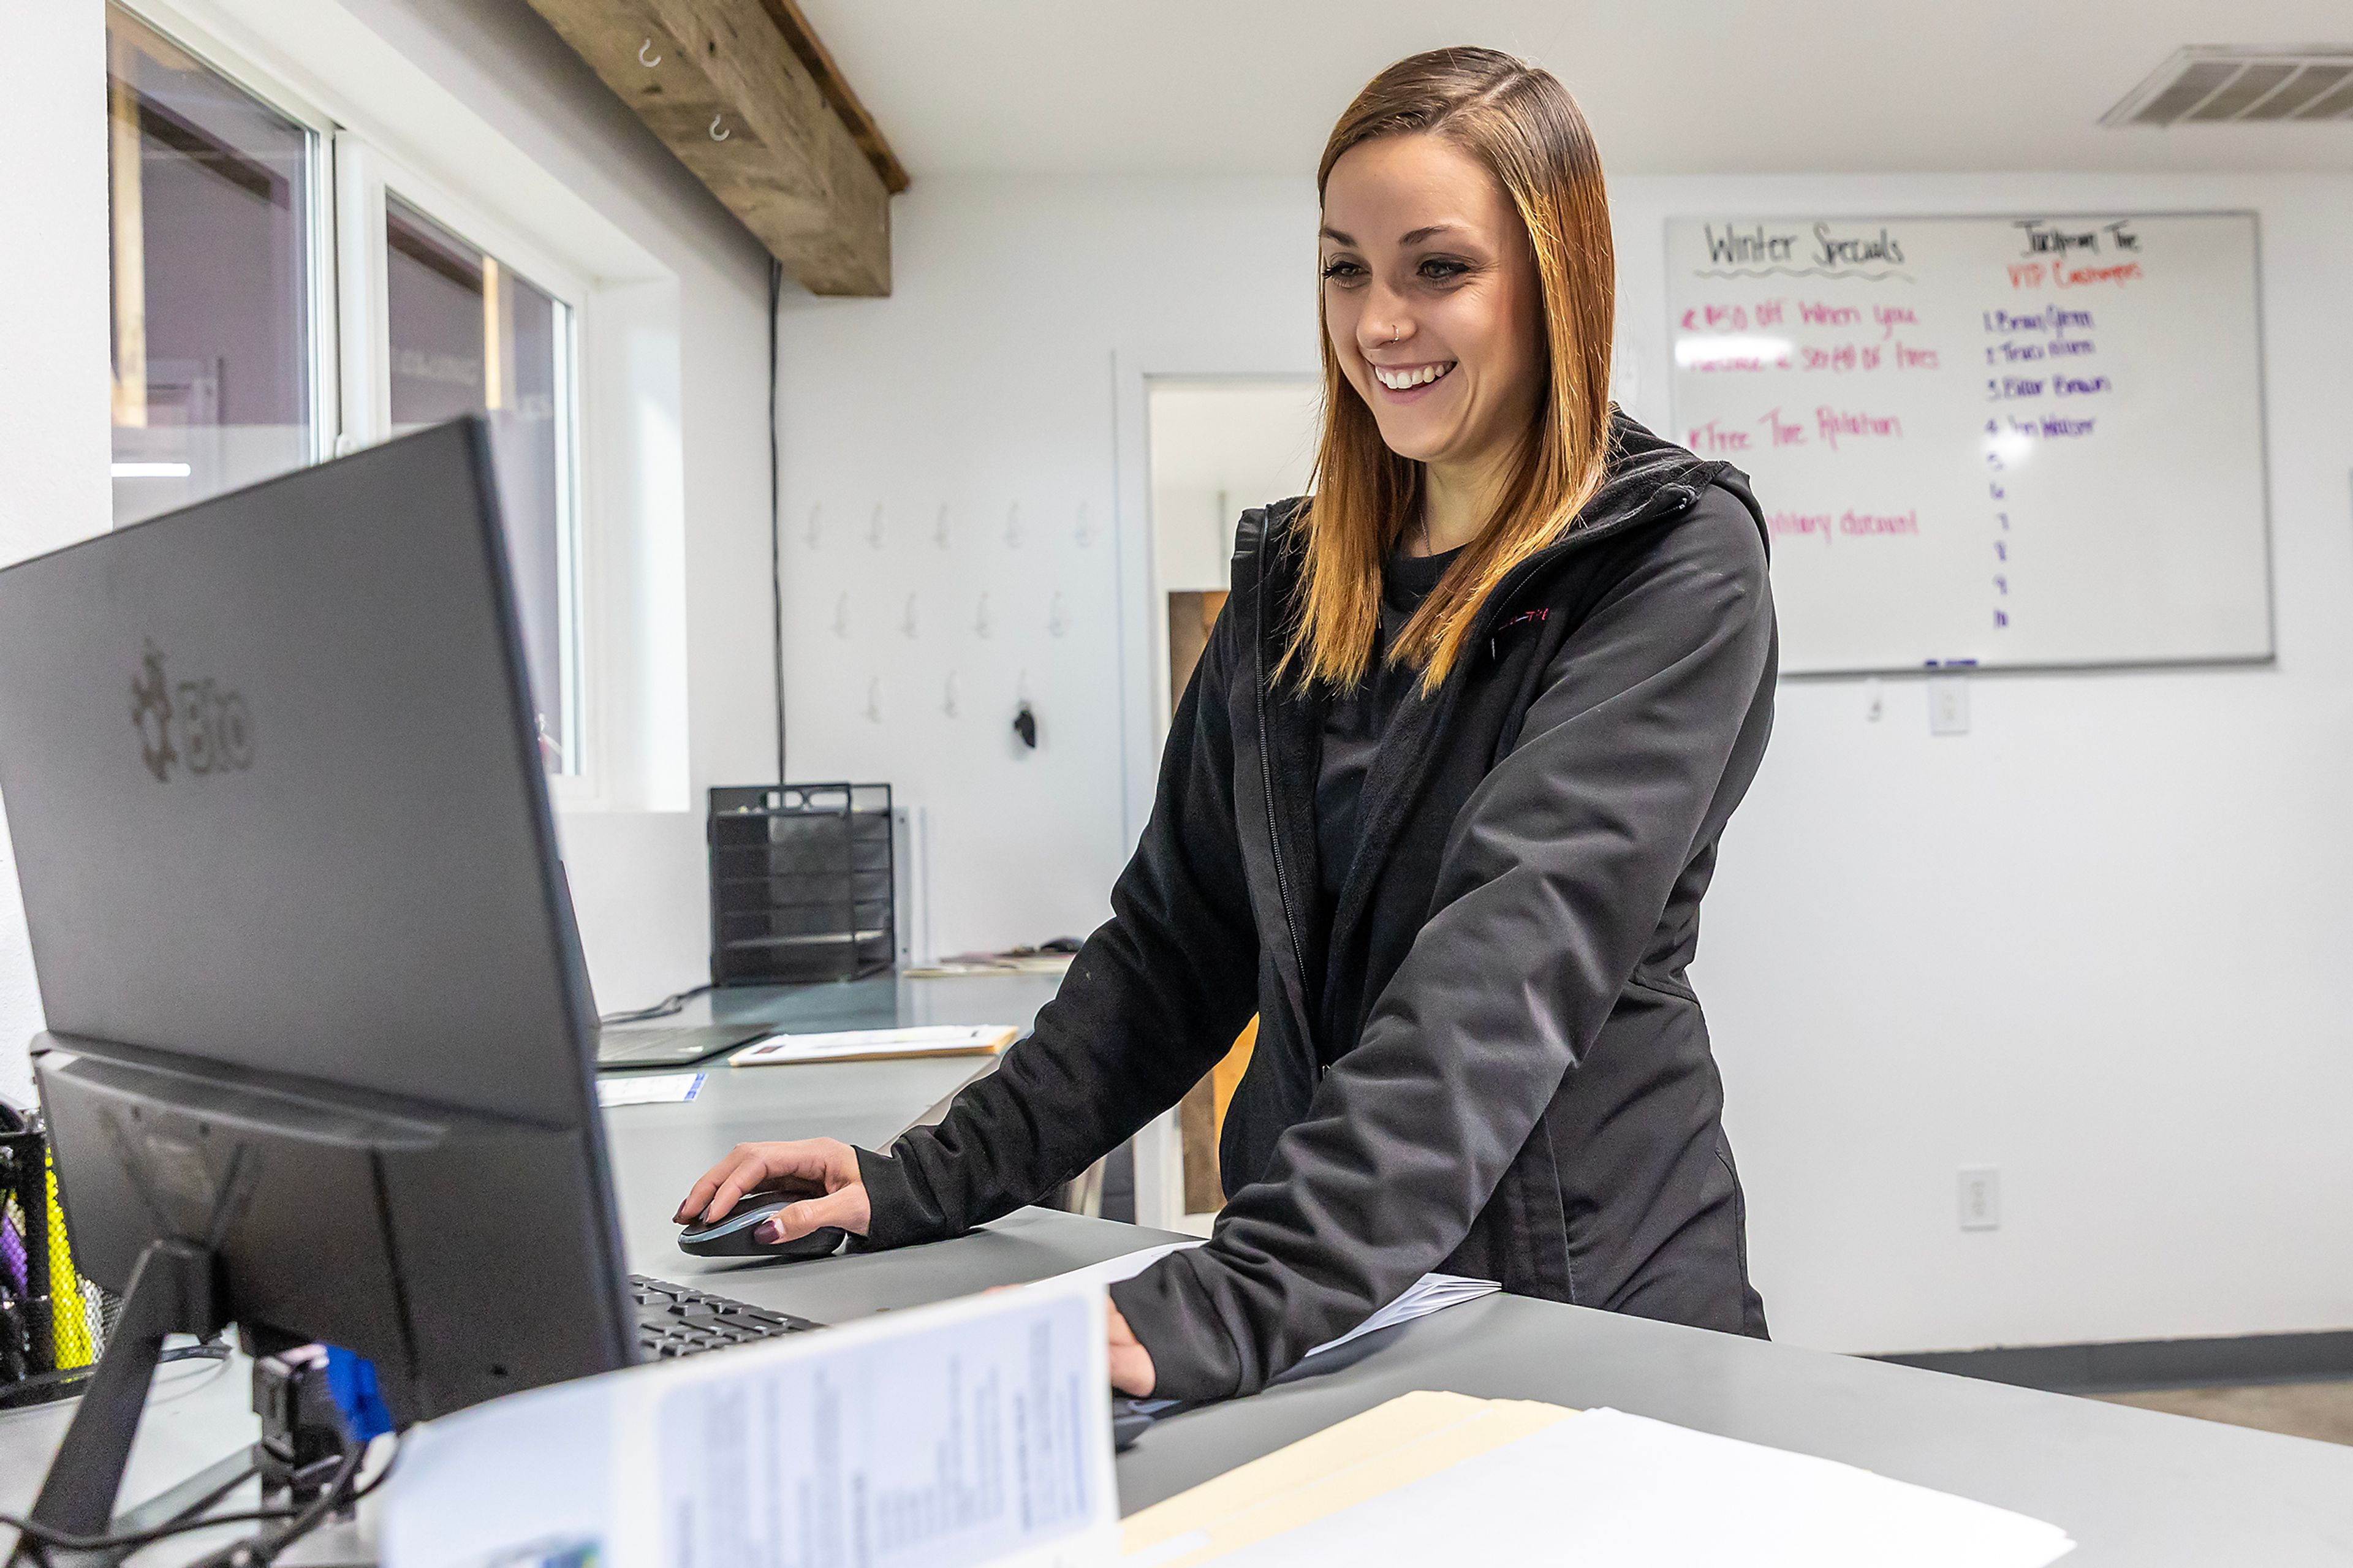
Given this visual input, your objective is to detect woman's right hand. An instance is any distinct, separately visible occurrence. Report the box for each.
[672,1137,873,1244]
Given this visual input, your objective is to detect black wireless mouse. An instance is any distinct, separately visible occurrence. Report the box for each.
[678,1196,847,1261]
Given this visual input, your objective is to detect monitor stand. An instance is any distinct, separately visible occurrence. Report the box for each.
[15,1237,225,1564]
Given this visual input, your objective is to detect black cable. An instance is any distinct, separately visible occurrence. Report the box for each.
[0,1433,395,1561]
[191,1439,368,1568]
[161,1333,232,1366]
[598,982,714,1026]
[768,255,788,791]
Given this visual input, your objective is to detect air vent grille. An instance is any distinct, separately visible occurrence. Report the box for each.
[2105,47,2353,126]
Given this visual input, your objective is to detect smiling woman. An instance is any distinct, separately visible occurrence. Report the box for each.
[675,45,1780,1407]
[1295,50,1617,693]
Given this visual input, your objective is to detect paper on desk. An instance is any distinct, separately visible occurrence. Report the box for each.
[381,1274,1120,1568]
[1051,1241,1499,1360]
[594,1072,704,1107]
[1199,1406,2075,1568]
[1123,1390,1577,1568]
[730,1024,1018,1066]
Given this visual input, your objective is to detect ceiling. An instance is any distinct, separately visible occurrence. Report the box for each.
[799,1,2353,179]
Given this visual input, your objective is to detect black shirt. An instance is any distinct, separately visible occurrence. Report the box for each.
[1316,545,1461,903]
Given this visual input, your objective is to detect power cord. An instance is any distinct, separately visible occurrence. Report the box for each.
[0,1433,395,1564]
[599,982,714,1026]
[768,254,789,790]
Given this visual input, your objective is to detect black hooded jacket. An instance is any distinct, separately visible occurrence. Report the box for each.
[855,412,1778,1402]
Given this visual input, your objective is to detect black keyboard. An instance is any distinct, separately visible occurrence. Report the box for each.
[631,1273,823,1359]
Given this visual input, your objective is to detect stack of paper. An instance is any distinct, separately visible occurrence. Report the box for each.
[594,1071,705,1107]
[1122,1393,2075,1568]
[382,1275,1120,1568]
[729,1024,1017,1066]
[1050,1241,1499,1360]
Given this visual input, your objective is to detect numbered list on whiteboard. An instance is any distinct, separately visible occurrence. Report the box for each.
[1664,214,2270,673]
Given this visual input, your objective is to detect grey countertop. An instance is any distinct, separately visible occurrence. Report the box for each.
[7,974,2352,1564]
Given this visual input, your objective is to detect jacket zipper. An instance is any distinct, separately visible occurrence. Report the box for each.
[1252,543,1313,1063]
[1251,477,1700,1074]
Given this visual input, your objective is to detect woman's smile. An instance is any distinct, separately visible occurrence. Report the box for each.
[1370,359,1458,396]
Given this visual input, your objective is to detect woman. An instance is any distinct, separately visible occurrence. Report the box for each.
[676,47,1776,1403]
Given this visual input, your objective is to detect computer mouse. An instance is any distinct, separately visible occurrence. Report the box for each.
[678,1197,847,1261]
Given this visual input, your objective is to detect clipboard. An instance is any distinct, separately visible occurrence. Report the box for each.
[727,1025,1018,1067]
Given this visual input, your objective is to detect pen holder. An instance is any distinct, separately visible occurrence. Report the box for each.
[0,1123,116,1409]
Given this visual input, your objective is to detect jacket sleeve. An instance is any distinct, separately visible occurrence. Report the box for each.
[855,594,1263,1243]
[1110,491,1776,1401]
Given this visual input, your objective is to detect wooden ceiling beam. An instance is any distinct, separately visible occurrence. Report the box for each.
[526,0,896,295]
[757,0,909,195]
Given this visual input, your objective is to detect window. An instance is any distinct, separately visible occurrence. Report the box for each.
[105,3,327,525]
[101,5,585,777]
[384,198,580,775]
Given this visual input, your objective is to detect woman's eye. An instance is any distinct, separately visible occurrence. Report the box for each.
[1320,260,1365,283]
[1419,258,1470,282]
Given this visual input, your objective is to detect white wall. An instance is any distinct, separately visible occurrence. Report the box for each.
[776,170,2353,1355]
[0,4,113,1108]
[0,0,782,1099]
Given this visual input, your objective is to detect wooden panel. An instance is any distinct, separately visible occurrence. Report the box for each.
[525,0,892,295]
[1168,590,1229,710]
[1180,1017,1258,1216]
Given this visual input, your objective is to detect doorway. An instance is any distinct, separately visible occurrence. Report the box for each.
[1145,375,1320,1228]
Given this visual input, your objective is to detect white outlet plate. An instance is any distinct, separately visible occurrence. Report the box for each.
[1958,1167,2001,1231]
[1928,674,1971,736]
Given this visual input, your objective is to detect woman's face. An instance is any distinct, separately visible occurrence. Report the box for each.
[1319,132,1545,471]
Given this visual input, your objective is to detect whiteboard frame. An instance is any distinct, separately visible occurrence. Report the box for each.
[1661,208,2277,680]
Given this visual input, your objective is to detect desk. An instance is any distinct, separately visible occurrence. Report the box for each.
[7,975,2353,1566]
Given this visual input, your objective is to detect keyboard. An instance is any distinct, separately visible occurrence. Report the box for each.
[631,1273,823,1359]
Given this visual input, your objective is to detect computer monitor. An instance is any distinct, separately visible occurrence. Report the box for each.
[0,419,634,1538]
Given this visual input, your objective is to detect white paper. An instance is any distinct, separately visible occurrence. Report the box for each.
[1052,1241,1498,1359]
[1213,1407,2074,1568]
[731,1025,1014,1066]
[594,1071,704,1107]
[383,1276,1120,1568]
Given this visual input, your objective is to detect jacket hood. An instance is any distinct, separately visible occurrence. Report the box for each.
[1569,409,1767,548]
[1254,409,1767,565]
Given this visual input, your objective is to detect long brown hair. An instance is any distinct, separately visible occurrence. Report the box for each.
[1282,47,1615,694]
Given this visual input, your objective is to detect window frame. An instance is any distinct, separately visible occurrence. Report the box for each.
[113,0,607,801]
[336,138,594,792]
[103,0,341,492]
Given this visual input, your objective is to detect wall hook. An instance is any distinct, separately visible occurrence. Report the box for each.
[901,593,919,639]
[710,114,730,142]
[869,502,885,550]
[638,38,661,67]
[833,592,851,638]
[865,678,883,724]
[1074,502,1093,548]
[1003,502,1021,548]
[942,670,961,717]
[805,502,822,549]
[1048,591,1070,638]
[934,502,952,550]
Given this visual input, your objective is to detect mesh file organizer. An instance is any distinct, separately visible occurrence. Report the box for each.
[708,784,895,985]
[0,1121,115,1408]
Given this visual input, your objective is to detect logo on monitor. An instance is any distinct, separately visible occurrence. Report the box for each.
[132,640,254,781]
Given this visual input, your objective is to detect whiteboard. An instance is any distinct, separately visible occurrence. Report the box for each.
[1664,213,2272,674]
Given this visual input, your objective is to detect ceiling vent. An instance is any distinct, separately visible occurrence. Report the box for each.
[2104,47,2353,126]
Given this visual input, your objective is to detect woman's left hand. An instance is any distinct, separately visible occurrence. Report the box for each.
[1107,1301,1157,1396]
